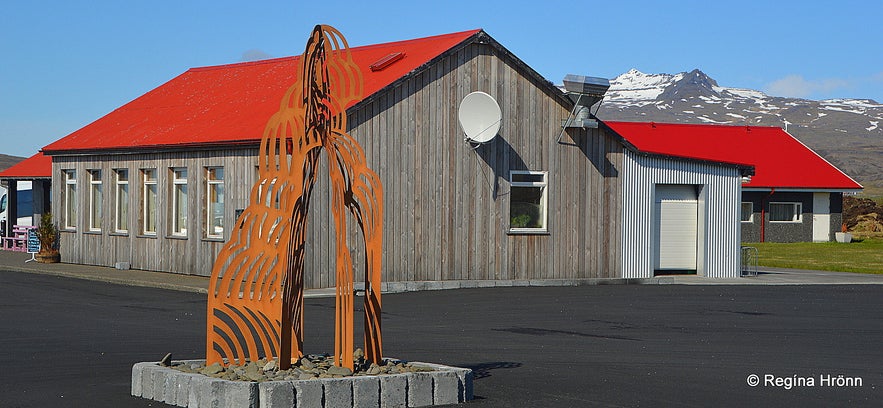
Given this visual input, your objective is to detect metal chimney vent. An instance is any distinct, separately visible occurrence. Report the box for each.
[563,74,610,95]
[563,74,610,107]
[558,74,610,140]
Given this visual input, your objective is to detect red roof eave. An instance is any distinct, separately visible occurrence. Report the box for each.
[603,120,862,191]
[0,152,52,179]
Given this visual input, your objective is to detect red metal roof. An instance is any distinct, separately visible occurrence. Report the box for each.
[43,29,481,154]
[604,121,862,190]
[0,152,51,179]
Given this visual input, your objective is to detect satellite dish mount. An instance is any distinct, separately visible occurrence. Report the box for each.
[458,91,502,145]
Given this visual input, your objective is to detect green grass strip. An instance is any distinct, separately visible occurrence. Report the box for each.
[743,238,883,274]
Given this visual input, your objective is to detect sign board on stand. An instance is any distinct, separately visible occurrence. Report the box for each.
[26,228,38,263]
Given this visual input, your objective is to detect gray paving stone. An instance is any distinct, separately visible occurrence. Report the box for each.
[159,368,176,405]
[407,372,433,407]
[321,377,353,408]
[379,374,407,408]
[431,371,458,405]
[131,362,146,397]
[139,364,157,400]
[352,376,380,408]
[259,381,295,408]
[220,380,258,408]
[174,373,196,407]
[294,379,323,408]
[188,374,224,408]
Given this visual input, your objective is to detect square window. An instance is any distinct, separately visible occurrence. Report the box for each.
[509,171,547,232]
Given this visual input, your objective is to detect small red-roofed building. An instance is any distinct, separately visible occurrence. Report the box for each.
[603,121,862,245]
[0,152,52,233]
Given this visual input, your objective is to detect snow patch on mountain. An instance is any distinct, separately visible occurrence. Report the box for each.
[605,69,684,107]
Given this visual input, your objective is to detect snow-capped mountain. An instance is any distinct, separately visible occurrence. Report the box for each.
[596,69,883,193]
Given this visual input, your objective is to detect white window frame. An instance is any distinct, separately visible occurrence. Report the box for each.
[740,202,754,223]
[171,168,188,236]
[114,169,129,233]
[769,202,802,223]
[88,169,102,231]
[508,170,548,233]
[205,167,224,239]
[142,168,157,235]
[63,170,77,230]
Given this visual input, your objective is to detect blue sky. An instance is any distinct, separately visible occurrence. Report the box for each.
[1,0,881,158]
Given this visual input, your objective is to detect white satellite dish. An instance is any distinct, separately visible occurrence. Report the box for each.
[458,91,501,144]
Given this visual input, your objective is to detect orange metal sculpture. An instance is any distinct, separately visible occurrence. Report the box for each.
[206,25,383,370]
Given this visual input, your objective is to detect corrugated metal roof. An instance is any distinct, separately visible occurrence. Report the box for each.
[43,29,482,154]
[0,152,51,179]
[604,121,862,190]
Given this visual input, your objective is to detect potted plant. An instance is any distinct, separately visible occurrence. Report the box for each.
[835,223,852,243]
[35,212,60,263]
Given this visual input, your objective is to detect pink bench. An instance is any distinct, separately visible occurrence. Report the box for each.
[2,225,35,252]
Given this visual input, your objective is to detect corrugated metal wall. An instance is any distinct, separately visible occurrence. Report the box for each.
[619,149,742,278]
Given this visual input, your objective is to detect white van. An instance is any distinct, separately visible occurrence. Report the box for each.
[0,181,34,235]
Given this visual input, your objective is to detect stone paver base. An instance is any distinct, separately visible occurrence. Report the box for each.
[132,359,473,408]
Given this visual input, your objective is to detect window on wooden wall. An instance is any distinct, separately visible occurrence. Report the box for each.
[142,169,157,235]
[88,170,102,231]
[769,202,802,223]
[171,168,188,236]
[114,169,129,233]
[63,170,77,230]
[741,202,754,223]
[508,171,548,233]
[205,167,224,239]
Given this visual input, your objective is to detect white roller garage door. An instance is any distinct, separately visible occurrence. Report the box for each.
[654,185,698,271]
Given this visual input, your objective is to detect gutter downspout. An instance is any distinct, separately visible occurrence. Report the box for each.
[760,188,776,242]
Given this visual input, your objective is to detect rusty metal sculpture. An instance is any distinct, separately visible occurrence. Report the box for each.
[206,25,383,370]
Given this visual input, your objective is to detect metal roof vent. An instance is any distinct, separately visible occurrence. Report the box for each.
[563,74,610,108]
[557,74,610,142]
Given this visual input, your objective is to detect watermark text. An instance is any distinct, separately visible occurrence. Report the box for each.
[746,373,863,390]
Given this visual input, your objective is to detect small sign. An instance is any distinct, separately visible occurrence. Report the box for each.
[27,228,39,254]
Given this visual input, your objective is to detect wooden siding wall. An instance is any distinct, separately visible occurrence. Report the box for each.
[50,42,625,287]
[618,150,742,279]
[332,42,624,286]
[51,149,258,276]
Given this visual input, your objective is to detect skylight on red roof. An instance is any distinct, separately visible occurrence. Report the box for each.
[369,52,405,71]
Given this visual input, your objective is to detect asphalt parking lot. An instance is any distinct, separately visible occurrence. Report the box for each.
[1,269,881,407]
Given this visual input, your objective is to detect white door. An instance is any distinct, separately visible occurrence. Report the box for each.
[654,185,698,271]
[813,192,831,242]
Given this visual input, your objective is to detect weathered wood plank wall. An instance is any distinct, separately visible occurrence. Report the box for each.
[52,149,257,277]
[340,41,623,284]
